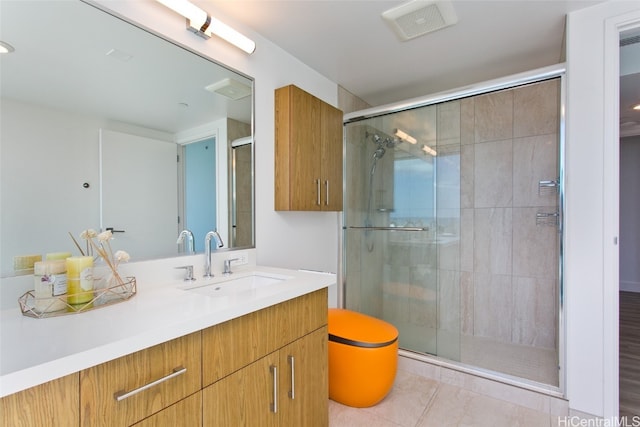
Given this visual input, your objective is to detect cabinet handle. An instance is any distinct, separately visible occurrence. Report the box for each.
[113,366,186,402]
[270,364,278,413]
[324,180,329,206]
[288,355,295,399]
[316,179,321,206]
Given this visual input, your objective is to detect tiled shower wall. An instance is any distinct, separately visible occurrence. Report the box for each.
[457,79,560,350]
[344,79,560,385]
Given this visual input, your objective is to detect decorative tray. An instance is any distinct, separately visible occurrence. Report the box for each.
[18,276,137,318]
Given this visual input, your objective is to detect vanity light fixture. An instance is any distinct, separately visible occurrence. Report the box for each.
[155,0,256,54]
[0,41,15,54]
[394,128,417,144]
[633,104,640,111]
[422,144,437,157]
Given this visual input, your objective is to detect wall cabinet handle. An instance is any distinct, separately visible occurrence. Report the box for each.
[113,366,186,402]
[270,365,278,413]
[324,180,329,206]
[288,355,295,399]
[316,179,321,206]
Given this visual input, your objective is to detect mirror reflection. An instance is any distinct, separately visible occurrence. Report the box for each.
[0,0,254,277]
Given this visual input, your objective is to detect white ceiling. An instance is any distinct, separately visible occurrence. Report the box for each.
[206,0,608,107]
[0,1,253,135]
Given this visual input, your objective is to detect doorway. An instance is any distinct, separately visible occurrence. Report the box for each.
[616,23,640,418]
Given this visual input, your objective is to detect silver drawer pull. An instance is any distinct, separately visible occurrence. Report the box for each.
[288,355,295,400]
[113,366,186,402]
[270,365,278,413]
[316,179,321,206]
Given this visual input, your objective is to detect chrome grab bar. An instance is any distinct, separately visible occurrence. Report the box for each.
[114,366,186,401]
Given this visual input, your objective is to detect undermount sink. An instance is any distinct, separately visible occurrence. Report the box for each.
[183,273,292,298]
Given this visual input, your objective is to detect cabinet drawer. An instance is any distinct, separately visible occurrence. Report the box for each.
[202,288,328,386]
[1,373,79,427]
[80,331,201,426]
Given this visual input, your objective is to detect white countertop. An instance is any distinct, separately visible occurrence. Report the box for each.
[0,265,334,398]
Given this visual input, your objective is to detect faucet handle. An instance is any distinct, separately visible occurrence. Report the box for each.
[176,265,195,281]
[223,258,240,275]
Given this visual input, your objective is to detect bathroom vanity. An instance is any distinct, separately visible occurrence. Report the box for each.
[0,267,331,426]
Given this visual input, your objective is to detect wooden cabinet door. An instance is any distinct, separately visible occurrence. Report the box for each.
[1,373,79,427]
[202,288,327,387]
[320,102,343,211]
[289,85,322,210]
[203,353,279,427]
[279,327,328,427]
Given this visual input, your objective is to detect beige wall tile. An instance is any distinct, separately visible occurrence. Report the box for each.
[514,79,559,138]
[437,100,461,141]
[474,89,513,143]
[512,276,558,348]
[473,272,513,341]
[513,134,559,208]
[461,97,475,145]
[474,139,513,208]
[474,208,512,275]
[512,207,558,278]
[460,144,474,208]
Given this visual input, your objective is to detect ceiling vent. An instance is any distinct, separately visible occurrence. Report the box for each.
[382,0,458,41]
[205,78,251,100]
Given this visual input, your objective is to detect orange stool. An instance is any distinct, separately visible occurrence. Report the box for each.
[328,308,399,408]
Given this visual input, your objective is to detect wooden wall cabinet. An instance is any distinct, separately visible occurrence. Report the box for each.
[275,84,343,211]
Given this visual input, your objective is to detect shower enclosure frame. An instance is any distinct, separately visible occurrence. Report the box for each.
[338,63,567,397]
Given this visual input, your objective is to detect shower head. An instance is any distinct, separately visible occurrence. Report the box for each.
[368,132,400,150]
[373,146,386,160]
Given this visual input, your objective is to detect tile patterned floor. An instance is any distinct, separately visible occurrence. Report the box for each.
[329,368,560,427]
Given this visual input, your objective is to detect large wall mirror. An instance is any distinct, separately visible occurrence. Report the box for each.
[0,0,254,277]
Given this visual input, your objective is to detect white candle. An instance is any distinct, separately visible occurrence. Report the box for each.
[66,256,94,305]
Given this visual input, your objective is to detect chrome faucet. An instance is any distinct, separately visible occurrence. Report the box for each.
[204,231,224,278]
[176,229,195,254]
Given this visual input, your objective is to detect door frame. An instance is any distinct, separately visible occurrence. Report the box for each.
[603,9,640,419]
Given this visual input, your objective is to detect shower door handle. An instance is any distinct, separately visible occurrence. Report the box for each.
[346,226,429,231]
[316,179,321,206]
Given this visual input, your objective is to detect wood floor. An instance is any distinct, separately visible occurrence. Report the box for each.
[620,291,640,417]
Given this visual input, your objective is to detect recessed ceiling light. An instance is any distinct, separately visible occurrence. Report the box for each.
[0,41,15,54]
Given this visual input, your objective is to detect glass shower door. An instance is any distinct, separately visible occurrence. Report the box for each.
[343,107,461,359]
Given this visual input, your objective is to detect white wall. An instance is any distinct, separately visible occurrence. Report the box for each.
[566,1,640,418]
[91,0,341,275]
[0,99,102,276]
[620,136,640,292]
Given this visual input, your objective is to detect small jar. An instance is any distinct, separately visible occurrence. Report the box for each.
[33,260,67,313]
